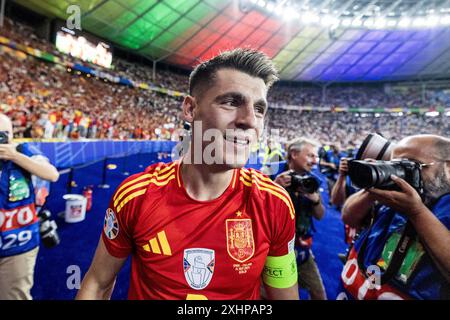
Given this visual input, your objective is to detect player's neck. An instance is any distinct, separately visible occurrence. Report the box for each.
[180,161,234,201]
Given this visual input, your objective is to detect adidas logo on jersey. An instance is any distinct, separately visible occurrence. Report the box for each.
[142,230,172,256]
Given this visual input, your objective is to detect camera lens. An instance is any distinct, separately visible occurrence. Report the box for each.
[40,220,60,248]
[41,229,60,248]
[301,176,320,194]
[39,209,52,220]
[348,160,407,189]
[38,210,60,248]
[348,160,377,189]
[291,173,320,193]
[355,133,393,161]
[372,163,403,187]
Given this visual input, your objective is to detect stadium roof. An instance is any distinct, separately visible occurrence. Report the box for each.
[15,0,450,82]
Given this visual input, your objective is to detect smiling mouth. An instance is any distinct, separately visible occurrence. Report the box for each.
[224,135,250,146]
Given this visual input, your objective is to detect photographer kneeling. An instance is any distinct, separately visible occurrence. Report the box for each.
[339,134,450,300]
[0,114,59,300]
[275,138,327,300]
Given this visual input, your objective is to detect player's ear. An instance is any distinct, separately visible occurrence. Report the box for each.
[182,95,196,123]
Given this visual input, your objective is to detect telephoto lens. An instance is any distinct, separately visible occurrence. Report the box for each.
[348,159,423,194]
[355,133,394,161]
[38,209,61,248]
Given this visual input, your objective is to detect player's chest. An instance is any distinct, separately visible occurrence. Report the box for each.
[132,196,271,279]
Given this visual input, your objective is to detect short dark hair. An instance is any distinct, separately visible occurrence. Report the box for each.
[189,48,279,96]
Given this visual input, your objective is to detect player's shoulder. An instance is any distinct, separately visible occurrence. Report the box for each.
[239,167,286,192]
[239,167,294,219]
[143,161,178,177]
[111,161,178,213]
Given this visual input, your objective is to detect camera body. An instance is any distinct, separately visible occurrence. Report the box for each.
[0,131,9,144]
[289,171,320,194]
[348,159,423,195]
[38,209,60,248]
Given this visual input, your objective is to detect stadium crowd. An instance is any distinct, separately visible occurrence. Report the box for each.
[0,50,182,140]
[1,16,450,148]
[1,13,450,302]
[267,109,450,149]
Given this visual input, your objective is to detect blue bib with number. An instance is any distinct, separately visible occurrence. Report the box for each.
[336,194,450,300]
[0,144,41,257]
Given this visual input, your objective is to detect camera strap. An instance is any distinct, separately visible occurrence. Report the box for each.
[376,141,391,160]
[357,210,416,285]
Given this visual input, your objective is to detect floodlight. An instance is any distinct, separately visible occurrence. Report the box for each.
[398,17,411,28]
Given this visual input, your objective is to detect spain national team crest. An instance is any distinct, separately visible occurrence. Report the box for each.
[226,219,255,263]
[103,208,119,240]
[183,248,215,290]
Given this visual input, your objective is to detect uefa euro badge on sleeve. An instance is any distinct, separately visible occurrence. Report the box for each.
[9,170,30,202]
[183,248,215,290]
[104,208,119,240]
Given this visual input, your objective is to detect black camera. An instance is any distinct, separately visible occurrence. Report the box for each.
[348,159,424,195]
[38,209,60,248]
[0,131,9,144]
[289,172,320,194]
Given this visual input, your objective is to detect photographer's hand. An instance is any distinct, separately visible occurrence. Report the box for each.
[303,191,325,220]
[274,171,292,188]
[338,158,349,176]
[303,191,320,203]
[366,175,426,218]
[0,143,59,182]
[0,143,19,161]
[368,175,450,283]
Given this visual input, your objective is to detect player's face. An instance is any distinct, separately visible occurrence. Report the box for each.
[186,68,268,168]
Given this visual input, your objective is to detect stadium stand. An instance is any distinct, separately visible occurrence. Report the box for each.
[1,0,450,303]
[1,16,449,146]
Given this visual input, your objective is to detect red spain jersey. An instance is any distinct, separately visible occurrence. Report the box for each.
[102,161,295,300]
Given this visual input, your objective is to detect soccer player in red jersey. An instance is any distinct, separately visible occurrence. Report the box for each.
[76,49,299,300]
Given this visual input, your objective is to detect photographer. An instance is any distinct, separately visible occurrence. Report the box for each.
[319,144,341,194]
[331,158,359,247]
[275,138,327,300]
[339,134,450,300]
[0,113,59,300]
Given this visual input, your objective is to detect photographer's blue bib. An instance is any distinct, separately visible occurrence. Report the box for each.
[0,143,41,257]
[336,194,450,300]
